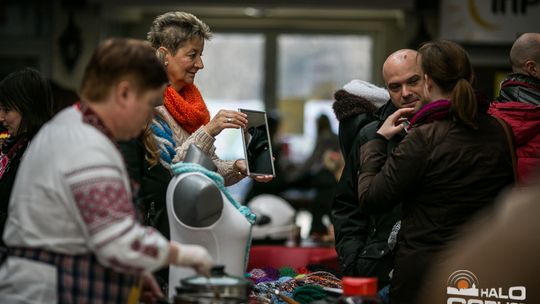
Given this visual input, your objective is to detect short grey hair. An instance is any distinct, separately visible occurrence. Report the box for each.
[147,11,212,54]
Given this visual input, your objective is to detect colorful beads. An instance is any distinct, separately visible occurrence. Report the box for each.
[248,268,342,303]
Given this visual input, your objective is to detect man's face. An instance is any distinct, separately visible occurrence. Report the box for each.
[383,55,427,111]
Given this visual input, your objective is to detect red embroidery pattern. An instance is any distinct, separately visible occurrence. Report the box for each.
[79,102,115,141]
[130,232,159,259]
[71,177,135,234]
[0,153,8,178]
[107,257,144,274]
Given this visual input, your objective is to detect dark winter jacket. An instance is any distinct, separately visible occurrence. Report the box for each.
[357,114,514,303]
[495,73,540,106]
[333,89,379,158]
[118,138,172,238]
[489,73,540,184]
[0,136,29,247]
[332,95,402,288]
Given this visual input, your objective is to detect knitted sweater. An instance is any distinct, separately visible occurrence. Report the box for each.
[154,105,243,186]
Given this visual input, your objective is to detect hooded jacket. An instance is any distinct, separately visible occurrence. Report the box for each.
[489,73,540,184]
[332,92,402,288]
[333,89,378,158]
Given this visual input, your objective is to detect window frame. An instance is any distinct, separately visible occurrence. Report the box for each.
[195,10,404,110]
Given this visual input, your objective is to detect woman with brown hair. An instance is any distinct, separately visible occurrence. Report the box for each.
[356,40,514,303]
[0,68,54,247]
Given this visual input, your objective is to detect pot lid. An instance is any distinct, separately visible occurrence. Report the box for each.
[181,265,250,287]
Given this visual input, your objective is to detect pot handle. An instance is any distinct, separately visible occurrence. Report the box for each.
[210,265,226,276]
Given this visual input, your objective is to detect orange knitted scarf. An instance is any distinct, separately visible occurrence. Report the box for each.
[164,84,210,134]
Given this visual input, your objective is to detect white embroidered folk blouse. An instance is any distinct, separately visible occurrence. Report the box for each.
[2,106,169,271]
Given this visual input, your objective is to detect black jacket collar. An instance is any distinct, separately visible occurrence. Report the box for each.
[497,73,540,106]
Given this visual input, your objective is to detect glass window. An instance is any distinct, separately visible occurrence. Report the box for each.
[197,33,265,101]
[277,34,373,162]
[197,33,265,161]
[278,34,373,101]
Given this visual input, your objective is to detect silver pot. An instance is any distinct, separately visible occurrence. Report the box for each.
[174,265,251,304]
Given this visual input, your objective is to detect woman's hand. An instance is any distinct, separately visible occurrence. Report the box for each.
[234,159,273,183]
[377,107,416,139]
[252,175,273,183]
[173,243,213,276]
[204,110,248,137]
[233,159,248,176]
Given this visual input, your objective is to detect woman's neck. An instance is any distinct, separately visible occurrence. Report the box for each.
[171,83,185,92]
[429,90,451,102]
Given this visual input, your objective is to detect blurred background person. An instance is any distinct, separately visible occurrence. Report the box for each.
[288,113,340,240]
[419,174,540,303]
[0,67,54,248]
[291,113,339,181]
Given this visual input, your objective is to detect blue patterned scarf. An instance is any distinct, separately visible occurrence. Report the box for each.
[150,116,176,168]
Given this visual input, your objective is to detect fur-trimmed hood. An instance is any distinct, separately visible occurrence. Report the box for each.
[332,80,390,122]
[333,89,379,122]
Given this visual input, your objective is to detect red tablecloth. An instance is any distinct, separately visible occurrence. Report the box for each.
[247,245,339,272]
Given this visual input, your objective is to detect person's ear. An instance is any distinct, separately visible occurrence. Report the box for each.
[422,73,433,100]
[525,60,537,79]
[157,47,169,66]
[424,74,432,92]
[115,80,132,108]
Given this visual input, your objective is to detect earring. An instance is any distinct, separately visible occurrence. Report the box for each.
[164,61,169,66]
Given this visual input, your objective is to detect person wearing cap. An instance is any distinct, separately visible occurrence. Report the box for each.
[332,49,427,297]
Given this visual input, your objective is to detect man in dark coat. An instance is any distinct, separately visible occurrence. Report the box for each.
[332,49,426,290]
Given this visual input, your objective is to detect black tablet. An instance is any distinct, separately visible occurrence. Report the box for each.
[239,108,276,177]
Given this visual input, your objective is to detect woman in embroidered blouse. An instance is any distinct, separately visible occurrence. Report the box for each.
[147,11,272,186]
[0,38,213,304]
[356,40,514,303]
[0,68,53,247]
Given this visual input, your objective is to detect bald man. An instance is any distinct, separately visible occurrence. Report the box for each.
[488,33,540,184]
[332,49,428,294]
[383,49,427,111]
